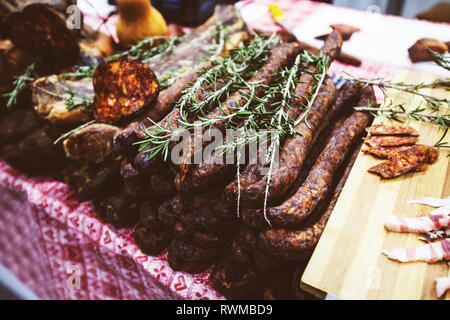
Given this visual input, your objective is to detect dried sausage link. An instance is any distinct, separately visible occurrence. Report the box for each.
[258,145,360,261]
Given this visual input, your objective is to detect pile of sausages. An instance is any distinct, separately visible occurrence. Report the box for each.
[108,30,378,298]
[211,85,376,299]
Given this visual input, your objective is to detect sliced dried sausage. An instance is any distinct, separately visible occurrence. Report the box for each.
[93,57,159,124]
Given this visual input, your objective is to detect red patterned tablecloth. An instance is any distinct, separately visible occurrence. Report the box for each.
[0,0,429,300]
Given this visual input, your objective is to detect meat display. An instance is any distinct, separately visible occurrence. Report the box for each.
[1,1,446,301]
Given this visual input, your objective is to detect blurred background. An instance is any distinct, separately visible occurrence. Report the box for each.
[101,0,450,22]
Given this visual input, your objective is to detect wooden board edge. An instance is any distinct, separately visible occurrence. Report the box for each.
[300,278,327,300]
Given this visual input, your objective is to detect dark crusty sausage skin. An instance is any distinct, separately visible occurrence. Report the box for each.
[6,3,78,58]
[113,61,212,151]
[133,201,173,255]
[227,77,337,208]
[167,249,215,274]
[157,194,186,227]
[242,86,375,229]
[258,145,360,261]
[210,257,260,299]
[168,238,225,263]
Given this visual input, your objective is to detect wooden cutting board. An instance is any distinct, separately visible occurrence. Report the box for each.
[301,69,450,300]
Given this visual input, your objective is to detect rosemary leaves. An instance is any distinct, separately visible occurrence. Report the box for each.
[349,73,450,151]
[428,49,450,72]
[3,61,36,108]
[136,34,281,159]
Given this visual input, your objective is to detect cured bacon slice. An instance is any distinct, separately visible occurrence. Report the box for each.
[362,145,411,159]
[364,135,418,148]
[436,278,450,298]
[384,214,450,233]
[366,125,419,136]
[368,144,439,179]
[431,205,450,216]
[382,238,450,263]
[407,196,450,208]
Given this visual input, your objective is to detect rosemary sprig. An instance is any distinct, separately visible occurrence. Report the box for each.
[345,72,449,111]
[158,68,191,91]
[355,100,450,150]
[178,33,278,118]
[3,61,37,108]
[136,34,280,157]
[354,102,450,126]
[137,45,330,163]
[207,23,228,60]
[137,45,331,222]
[108,35,179,62]
[349,70,450,148]
[53,120,96,145]
[60,65,97,79]
[31,84,94,112]
[61,35,182,80]
[428,49,450,72]
[64,88,95,111]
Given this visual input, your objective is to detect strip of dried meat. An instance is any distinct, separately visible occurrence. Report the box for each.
[362,145,411,159]
[364,135,418,148]
[366,124,419,136]
[368,144,439,178]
